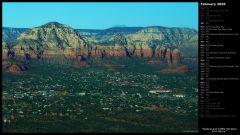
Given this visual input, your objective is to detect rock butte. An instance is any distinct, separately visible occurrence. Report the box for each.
[6,63,28,74]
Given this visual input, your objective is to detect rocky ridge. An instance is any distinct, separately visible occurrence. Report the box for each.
[2,22,197,66]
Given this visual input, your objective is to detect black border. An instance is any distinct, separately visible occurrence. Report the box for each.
[1,0,239,134]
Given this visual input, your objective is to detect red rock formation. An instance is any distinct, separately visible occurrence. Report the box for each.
[126,45,135,56]
[42,50,55,58]
[6,63,28,74]
[63,47,76,60]
[165,48,172,65]
[142,45,153,58]
[104,47,113,58]
[135,45,142,57]
[2,53,8,59]
[154,47,161,58]
[9,40,183,68]
[113,46,126,57]
[108,47,115,57]
[13,46,36,60]
[7,64,22,73]
[78,48,89,58]
[172,49,181,65]
[91,46,103,58]
[75,58,89,68]
[97,49,104,58]
[159,46,166,61]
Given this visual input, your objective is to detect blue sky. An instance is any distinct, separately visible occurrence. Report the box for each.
[3,2,198,30]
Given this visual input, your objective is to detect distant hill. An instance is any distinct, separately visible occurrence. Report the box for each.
[3,25,197,48]
[127,26,198,46]
[2,27,29,41]
[77,26,197,47]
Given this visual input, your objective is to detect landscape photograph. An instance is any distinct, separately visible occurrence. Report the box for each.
[2,2,198,133]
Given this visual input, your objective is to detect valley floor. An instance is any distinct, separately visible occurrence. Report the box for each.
[2,58,198,133]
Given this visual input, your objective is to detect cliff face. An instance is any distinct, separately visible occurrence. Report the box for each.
[13,22,89,60]
[2,22,196,66]
[17,22,87,49]
[126,26,198,46]
[75,26,198,48]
